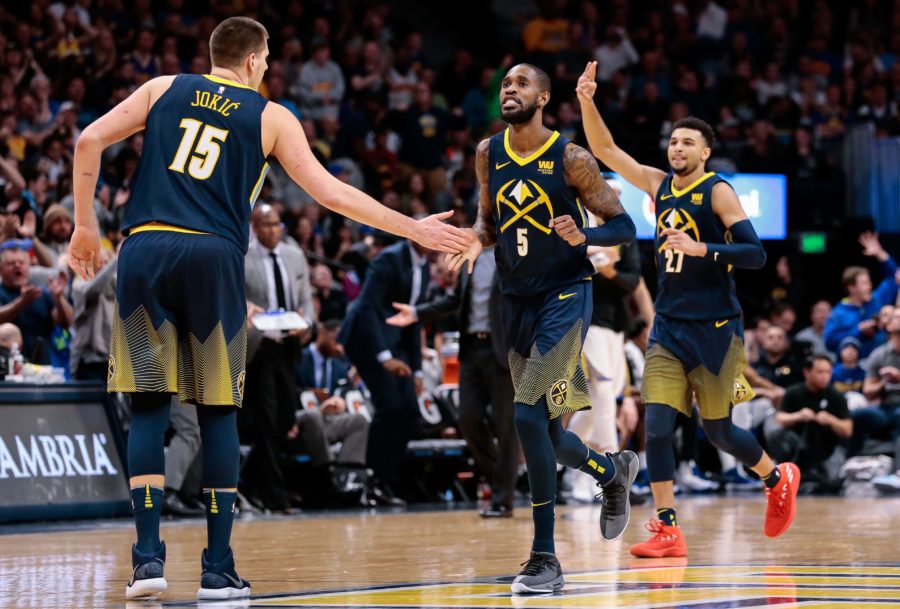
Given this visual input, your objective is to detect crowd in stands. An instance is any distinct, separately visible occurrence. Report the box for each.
[1,0,900,511]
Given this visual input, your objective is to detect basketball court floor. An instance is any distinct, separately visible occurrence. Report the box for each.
[2,496,898,608]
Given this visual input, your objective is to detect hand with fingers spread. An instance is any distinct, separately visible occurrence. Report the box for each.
[550,215,586,246]
[386,302,417,328]
[413,210,473,253]
[445,228,482,274]
[576,61,598,102]
[68,225,102,280]
[661,228,706,257]
[859,231,889,262]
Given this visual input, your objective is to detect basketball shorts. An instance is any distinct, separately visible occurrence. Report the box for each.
[642,314,754,420]
[108,229,248,407]
[503,280,592,419]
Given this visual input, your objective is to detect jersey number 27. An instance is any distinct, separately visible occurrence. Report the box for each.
[168,118,229,180]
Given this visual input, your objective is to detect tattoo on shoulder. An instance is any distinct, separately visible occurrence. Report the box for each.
[474,139,497,247]
[563,143,625,221]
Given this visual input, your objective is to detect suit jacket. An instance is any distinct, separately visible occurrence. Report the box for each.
[339,241,427,372]
[296,345,351,394]
[416,253,507,369]
[245,240,316,362]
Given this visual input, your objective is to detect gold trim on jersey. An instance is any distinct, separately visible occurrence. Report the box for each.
[576,197,587,226]
[668,171,715,198]
[249,162,269,206]
[130,222,211,235]
[203,74,256,91]
[503,129,560,166]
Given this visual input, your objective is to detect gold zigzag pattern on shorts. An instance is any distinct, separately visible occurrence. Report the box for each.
[109,304,247,406]
[109,303,177,393]
[507,320,591,419]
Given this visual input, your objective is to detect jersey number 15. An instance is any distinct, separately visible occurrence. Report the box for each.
[168,118,229,180]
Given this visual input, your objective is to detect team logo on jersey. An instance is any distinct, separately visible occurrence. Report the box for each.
[691,193,704,204]
[549,379,569,407]
[537,160,554,175]
[656,208,700,252]
[495,178,554,234]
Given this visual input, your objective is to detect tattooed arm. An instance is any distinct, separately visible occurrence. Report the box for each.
[551,143,635,247]
[473,138,497,247]
[447,138,494,272]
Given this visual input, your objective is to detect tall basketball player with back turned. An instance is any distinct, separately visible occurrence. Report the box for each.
[575,61,800,558]
[68,17,471,602]
[449,63,638,594]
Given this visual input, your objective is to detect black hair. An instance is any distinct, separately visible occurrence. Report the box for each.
[804,353,834,370]
[515,63,551,94]
[672,117,716,149]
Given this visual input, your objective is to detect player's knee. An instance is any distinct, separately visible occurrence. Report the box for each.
[703,419,736,452]
[645,406,676,450]
[514,405,543,444]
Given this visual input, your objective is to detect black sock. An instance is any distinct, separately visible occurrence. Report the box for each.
[578,447,616,486]
[761,465,782,489]
[531,500,555,554]
[204,489,237,564]
[131,485,164,554]
[657,507,677,527]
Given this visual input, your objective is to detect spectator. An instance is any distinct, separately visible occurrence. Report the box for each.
[0,244,72,364]
[70,247,116,381]
[754,325,805,388]
[298,42,345,121]
[36,203,73,267]
[764,355,852,494]
[853,308,900,490]
[310,263,347,322]
[0,321,24,377]
[339,239,429,499]
[825,232,899,358]
[769,301,798,335]
[241,204,316,512]
[832,337,866,396]
[388,82,449,206]
[593,26,639,82]
[795,300,832,356]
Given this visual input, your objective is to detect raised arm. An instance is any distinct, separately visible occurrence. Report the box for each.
[576,61,666,197]
[264,103,470,254]
[551,143,635,247]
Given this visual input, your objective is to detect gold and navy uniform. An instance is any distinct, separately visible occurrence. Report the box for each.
[109,75,269,407]
[642,172,753,419]
[488,129,594,418]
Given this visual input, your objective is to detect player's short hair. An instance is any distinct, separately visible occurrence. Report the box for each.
[209,17,268,70]
[516,63,551,95]
[672,117,716,149]
[842,265,869,290]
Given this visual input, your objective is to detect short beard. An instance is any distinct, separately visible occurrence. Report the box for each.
[671,160,697,176]
[502,101,539,125]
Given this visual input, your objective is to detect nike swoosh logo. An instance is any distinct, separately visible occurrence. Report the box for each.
[715,320,728,328]
[495,161,511,170]
[559,292,577,300]
[660,194,674,200]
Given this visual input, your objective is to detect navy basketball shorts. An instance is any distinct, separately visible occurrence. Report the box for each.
[108,229,248,407]
[642,314,754,420]
[503,279,593,419]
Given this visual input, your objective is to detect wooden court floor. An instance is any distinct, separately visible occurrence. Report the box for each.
[2,496,899,608]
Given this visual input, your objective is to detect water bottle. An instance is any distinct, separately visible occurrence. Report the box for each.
[10,343,24,376]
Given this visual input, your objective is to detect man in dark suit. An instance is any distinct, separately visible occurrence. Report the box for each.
[241,204,316,511]
[339,238,429,494]
[387,247,518,517]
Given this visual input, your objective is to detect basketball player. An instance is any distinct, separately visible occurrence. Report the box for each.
[448,63,638,594]
[575,61,800,558]
[68,17,471,601]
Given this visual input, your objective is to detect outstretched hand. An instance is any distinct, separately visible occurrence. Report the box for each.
[445,228,482,274]
[413,211,473,253]
[576,61,598,102]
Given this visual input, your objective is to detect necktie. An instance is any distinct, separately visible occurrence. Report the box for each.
[270,252,288,310]
[319,358,329,390]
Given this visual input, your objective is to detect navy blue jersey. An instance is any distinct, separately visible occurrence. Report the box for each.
[653,171,743,321]
[488,129,594,296]
[123,74,269,252]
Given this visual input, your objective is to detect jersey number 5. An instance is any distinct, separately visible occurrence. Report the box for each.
[664,248,684,273]
[169,118,229,180]
[517,228,528,256]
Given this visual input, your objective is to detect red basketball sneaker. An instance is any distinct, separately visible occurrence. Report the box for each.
[630,520,688,558]
[764,463,801,538]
